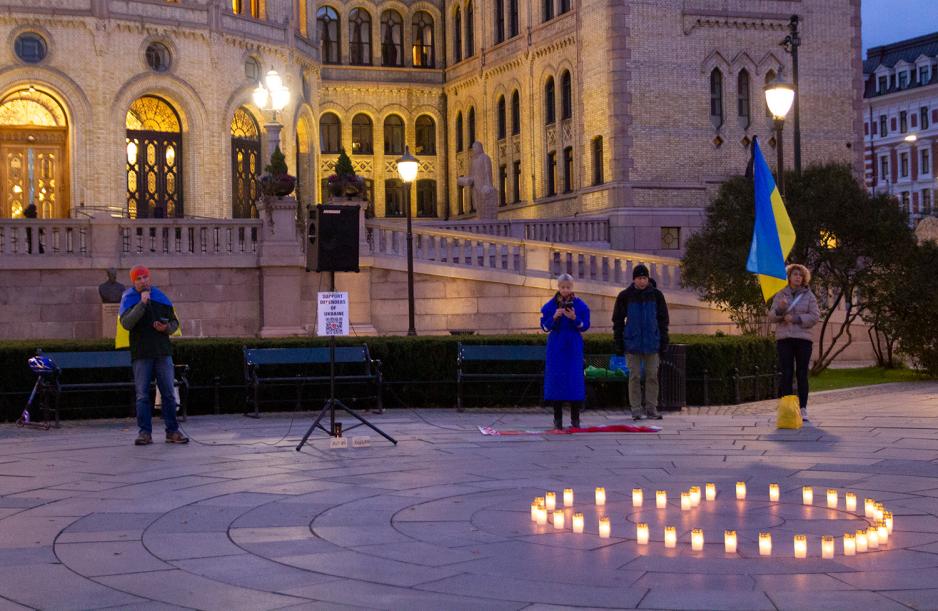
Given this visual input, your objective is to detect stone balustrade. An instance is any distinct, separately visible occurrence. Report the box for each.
[120,219,261,259]
[425,216,611,244]
[0,220,91,257]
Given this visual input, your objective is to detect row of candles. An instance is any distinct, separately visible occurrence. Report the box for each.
[536,484,889,516]
[529,484,895,557]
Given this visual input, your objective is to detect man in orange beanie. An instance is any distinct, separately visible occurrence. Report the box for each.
[119,266,188,446]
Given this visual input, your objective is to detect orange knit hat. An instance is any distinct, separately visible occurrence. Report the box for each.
[129,265,150,282]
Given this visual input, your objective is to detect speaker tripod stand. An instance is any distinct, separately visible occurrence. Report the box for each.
[296,272,396,451]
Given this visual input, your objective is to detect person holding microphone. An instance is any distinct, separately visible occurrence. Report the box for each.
[540,273,591,430]
[119,265,188,446]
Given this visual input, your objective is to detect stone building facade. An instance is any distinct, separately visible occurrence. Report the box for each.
[863,32,938,226]
[0,0,862,254]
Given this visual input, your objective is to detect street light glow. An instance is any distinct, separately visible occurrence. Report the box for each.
[396,146,419,184]
[764,75,795,120]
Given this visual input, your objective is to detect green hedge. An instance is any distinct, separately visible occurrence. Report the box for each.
[0,334,777,421]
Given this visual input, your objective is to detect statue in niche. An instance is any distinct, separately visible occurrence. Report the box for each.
[98,268,125,304]
[457,141,498,220]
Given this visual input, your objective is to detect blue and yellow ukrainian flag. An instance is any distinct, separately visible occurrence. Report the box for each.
[746,136,796,301]
[115,287,181,349]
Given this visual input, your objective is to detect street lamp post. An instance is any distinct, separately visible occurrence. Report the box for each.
[782,15,802,173]
[396,146,419,336]
[252,69,291,156]
[764,74,796,197]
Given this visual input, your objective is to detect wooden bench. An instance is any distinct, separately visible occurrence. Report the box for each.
[36,350,189,428]
[456,344,547,411]
[243,344,383,418]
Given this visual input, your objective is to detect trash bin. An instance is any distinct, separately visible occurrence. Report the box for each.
[659,344,686,411]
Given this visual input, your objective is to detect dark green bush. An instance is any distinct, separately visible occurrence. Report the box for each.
[0,334,776,421]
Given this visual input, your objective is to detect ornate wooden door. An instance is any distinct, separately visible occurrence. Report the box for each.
[126,130,182,219]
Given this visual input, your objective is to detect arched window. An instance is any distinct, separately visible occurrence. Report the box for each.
[495,0,505,44]
[349,8,371,65]
[381,10,403,67]
[709,68,723,128]
[509,0,519,37]
[511,90,521,136]
[467,107,476,146]
[384,115,405,155]
[465,1,475,58]
[317,7,340,64]
[320,113,341,153]
[737,69,751,125]
[497,96,507,140]
[352,114,373,154]
[543,0,553,22]
[544,77,556,125]
[454,8,462,63]
[560,0,570,14]
[412,11,434,68]
[385,179,405,217]
[455,112,464,151]
[561,71,572,120]
[764,70,776,117]
[231,0,261,18]
[417,179,437,217]
[415,115,436,155]
[231,107,261,219]
[125,95,183,218]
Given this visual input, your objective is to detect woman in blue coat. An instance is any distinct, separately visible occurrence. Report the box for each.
[540,273,591,429]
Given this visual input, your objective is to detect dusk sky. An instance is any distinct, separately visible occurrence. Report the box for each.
[862,0,938,52]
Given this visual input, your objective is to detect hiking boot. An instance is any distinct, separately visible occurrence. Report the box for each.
[165,431,189,444]
[632,414,645,421]
[648,413,663,420]
[134,432,152,446]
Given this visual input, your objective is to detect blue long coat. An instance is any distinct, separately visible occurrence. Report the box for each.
[540,295,591,402]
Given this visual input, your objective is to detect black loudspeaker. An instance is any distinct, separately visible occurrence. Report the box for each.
[306,204,360,273]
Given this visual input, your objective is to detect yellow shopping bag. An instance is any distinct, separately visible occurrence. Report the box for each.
[776,394,802,429]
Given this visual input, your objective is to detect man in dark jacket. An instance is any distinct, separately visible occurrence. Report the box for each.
[612,264,670,420]
[119,265,188,446]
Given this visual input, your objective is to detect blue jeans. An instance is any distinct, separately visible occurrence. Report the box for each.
[133,356,178,435]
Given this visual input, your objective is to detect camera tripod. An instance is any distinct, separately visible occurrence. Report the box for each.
[296,272,396,450]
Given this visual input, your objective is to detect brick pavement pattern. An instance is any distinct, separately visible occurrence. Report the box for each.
[1,382,937,609]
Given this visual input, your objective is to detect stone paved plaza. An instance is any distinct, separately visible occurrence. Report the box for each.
[2,382,938,610]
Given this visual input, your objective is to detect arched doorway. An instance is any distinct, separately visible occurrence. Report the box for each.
[0,88,69,218]
[230,107,260,218]
[125,95,183,218]
[295,114,312,206]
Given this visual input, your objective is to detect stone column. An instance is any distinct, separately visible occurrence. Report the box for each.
[256,195,307,337]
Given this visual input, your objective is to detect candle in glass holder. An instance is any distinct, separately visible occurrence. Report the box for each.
[878,522,889,545]
[598,517,611,538]
[546,491,557,511]
[656,490,667,509]
[563,488,574,507]
[531,501,539,522]
[553,510,565,529]
[724,530,737,553]
[822,536,835,559]
[632,488,643,507]
[867,526,879,549]
[845,492,857,512]
[691,528,704,551]
[856,529,868,552]
[827,489,838,509]
[884,511,894,533]
[705,482,716,501]
[803,486,814,505]
[874,503,885,522]
[769,483,780,502]
[865,498,875,517]
[637,522,649,545]
[572,512,584,534]
[843,532,856,556]
[690,486,701,507]
[536,506,548,525]
[664,526,677,548]
[681,491,692,511]
[736,481,747,500]
[794,534,807,559]
[759,532,772,556]
[595,487,606,506]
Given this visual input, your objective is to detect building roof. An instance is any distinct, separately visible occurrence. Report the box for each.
[864,32,938,74]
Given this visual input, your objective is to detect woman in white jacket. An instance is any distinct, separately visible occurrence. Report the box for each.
[768,264,820,422]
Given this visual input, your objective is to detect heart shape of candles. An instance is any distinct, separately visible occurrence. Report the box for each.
[527,484,894,558]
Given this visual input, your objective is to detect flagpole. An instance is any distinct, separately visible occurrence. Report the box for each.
[774,119,785,199]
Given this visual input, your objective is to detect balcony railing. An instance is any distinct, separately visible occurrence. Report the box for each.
[0,220,90,256]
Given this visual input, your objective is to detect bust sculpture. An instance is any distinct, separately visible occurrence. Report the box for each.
[456,141,498,220]
[98,268,125,303]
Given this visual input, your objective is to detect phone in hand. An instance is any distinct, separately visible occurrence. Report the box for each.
[159,317,169,324]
